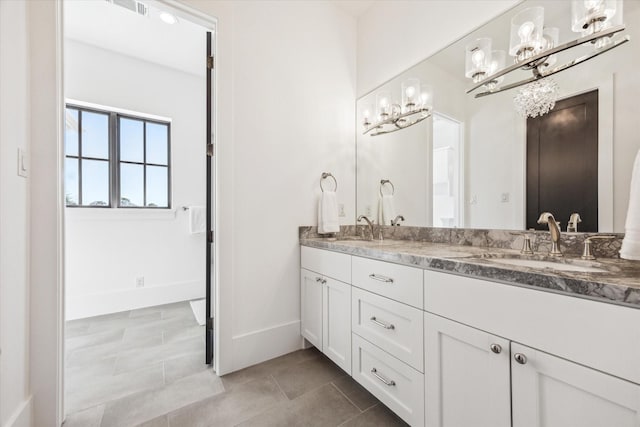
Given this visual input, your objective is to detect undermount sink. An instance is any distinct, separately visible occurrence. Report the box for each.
[488,257,607,273]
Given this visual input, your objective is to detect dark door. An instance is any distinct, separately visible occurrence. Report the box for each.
[205,31,214,365]
[526,90,598,232]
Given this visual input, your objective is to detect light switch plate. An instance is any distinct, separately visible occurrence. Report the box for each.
[17,148,28,178]
[338,204,346,217]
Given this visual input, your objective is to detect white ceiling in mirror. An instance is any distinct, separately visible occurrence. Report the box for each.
[64,0,209,77]
[356,0,640,233]
[332,0,375,18]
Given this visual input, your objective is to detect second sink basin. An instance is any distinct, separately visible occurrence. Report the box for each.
[488,257,607,273]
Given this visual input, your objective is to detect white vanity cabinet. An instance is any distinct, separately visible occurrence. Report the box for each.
[511,342,640,427]
[424,312,511,427]
[300,247,352,374]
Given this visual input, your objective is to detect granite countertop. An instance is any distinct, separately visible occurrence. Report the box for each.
[300,237,640,309]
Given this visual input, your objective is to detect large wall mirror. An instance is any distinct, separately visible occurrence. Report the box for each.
[356,0,640,233]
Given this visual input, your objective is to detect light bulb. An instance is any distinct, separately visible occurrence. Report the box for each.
[363,109,370,119]
[518,21,535,42]
[405,86,416,99]
[380,97,388,108]
[471,50,485,68]
[584,0,603,11]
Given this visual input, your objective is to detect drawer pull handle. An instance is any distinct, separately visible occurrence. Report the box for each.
[514,353,527,365]
[315,277,326,284]
[371,368,396,386]
[370,316,395,330]
[369,273,394,283]
[490,343,502,354]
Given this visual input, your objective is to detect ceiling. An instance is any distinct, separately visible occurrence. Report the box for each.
[332,0,375,18]
[64,0,209,77]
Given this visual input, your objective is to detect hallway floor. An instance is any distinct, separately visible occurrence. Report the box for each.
[64,302,407,427]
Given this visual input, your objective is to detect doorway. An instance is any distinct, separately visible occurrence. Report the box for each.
[61,0,217,423]
[526,90,599,232]
[432,113,464,228]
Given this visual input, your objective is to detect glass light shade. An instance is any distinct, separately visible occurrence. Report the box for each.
[571,0,619,34]
[419,85,434,112]
[401,78,421,112]
[487,50,506,88]
[509,7,544,62]
[465,38,492,82]
[376,91,392,120]
[360,103,373,127]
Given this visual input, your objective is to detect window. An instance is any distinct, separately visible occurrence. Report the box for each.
[64,105,171,208]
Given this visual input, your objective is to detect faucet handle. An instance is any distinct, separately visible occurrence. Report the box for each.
[520,232,534,255]
[581,235,617,260]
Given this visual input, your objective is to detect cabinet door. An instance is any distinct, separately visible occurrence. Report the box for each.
[512,342,640,427]
[301,268,323,349]
[424,312,511,427]
[323,277,351,374]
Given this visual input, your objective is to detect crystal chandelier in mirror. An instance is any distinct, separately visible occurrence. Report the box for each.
[464,0,630,118]
[362,79,433,136]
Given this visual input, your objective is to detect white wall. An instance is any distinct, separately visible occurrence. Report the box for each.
[357,0,519,97]
[63,40,206,319]
[0,2,33,427]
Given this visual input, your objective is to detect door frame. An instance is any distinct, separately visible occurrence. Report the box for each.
[56,0,220,421]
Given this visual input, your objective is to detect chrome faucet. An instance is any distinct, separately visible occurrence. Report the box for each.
[391,215,405,226]
[357,215,375,241]
[567,213,582,232]
[537,212,562,256]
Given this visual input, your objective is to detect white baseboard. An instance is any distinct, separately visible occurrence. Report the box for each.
[3,396,32,427]
[231,320,303,371]
[65,280,205,320]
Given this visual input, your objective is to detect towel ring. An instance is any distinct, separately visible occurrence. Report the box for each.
[320,172,338,192]
[379,179,395,197]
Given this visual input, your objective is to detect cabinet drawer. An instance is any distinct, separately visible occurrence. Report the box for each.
[352,256,423,308]
[352,287,423,371]
[352,334,424,427]
[301,246,351,283]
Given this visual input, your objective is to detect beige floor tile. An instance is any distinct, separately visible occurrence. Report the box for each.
[113,334,202,374]
[163,351,209,385]
[167,376,286,427]
[237,383,360,427]
[62,405,105,427]
[100,371,224,427]
[338,404,409,427]
[332,375,378,411]
[271,353,347,399]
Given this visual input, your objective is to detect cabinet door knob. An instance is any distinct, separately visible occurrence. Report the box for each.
[514,353,527,365]
[490,343,502,354]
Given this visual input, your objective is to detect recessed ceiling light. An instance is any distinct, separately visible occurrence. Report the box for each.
[159,11,178,25]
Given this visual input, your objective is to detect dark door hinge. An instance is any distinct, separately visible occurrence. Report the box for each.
[208,230,214,243]
[207,56,214,70]
[207,143,214,157]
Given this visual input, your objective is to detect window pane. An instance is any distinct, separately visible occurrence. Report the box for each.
[146,166,168,208]
[81,159,109,206]
[120,118,144,162]
[65,158,79,206]
[146,123,169,165]
[65,109,79,156]
[120,163,144,207]
[81,111,109,159]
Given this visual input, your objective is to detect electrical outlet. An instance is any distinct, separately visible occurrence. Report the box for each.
[135,276,144,288]
[366,205,372,216]
[338,204,346,217]
[470,195,478,205]
[500,192,510,203]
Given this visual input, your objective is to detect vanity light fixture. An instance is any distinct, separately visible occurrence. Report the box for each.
[362,79,433,136]
[465,0,630,100]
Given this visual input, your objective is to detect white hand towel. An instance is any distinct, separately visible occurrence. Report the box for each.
[318,191,340,234]
[378,194,397,225]
[621,150,640,260]
[189,206,206,234]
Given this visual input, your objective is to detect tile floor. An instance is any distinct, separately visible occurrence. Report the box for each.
[64,301,408,427]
